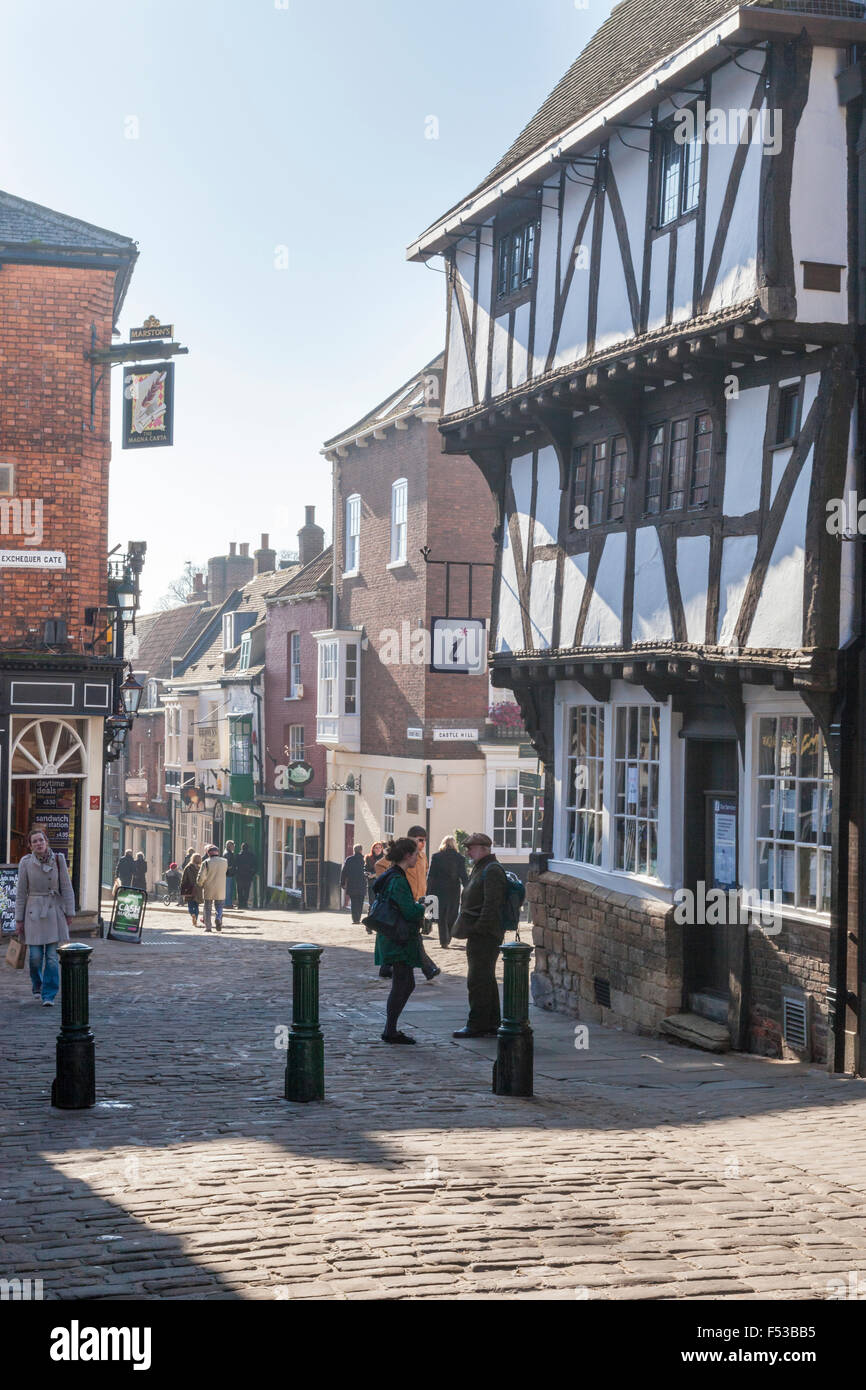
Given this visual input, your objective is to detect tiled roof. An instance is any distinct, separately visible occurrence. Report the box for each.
[173,568,297,685]
[0,189,136,252]
[269,545,332,598]
[130,601,213,681]
[431,0,866,221]
[323,354,444,449]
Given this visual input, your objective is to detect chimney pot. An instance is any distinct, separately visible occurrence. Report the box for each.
[229,542,237,557]
[261,533,269,549]
[305,506,315,526]
[239,542,249,558]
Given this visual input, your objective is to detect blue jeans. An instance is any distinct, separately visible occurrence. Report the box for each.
[203,899,224,929]
[224,877,235,906]
[29,944,60,1002]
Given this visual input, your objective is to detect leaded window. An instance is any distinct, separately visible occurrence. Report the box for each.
[756,715,831,913]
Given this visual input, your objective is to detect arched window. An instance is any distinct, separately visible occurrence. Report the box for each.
[390,478,407,564]
[383,777,396,838]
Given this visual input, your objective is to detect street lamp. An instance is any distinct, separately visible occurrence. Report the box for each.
[119,669,144,717]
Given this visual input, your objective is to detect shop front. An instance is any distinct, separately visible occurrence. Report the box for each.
[263,796,324,910]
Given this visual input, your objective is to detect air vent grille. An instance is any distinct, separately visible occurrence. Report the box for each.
[783,996,808,1051]
[594,976,611,1009]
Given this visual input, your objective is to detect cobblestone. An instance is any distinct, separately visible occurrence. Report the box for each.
[3,902,866,1300]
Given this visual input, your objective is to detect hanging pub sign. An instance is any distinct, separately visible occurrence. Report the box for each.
[129,315,174,342]
[430,618,486,675]
[108,887,147,943]
[122,361,175,449]
[180,783,206,811]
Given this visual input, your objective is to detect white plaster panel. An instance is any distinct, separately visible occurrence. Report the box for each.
[560,552,589,648]
[677,534,710,645]
[608,136,649,262]
[801,371,820,425]
[705,109,763,313]
[444,289,473,414]
[792,47,849,324]
[474,234,493,398]
[632,526,673,641]
[490,313,510,399]
[583,532,626,647]
[770,445,792,506]
[552,180,593,371]
[671,218,696,324]
[496,525,525,654]
[646,235,670,335]
[723,384,768,516]
[529,558,557,650]
[510,453,533,556]
[704,60,763,250]
[748,457,812,648]
[512,300,531,389]
[595,200,634,352]
[718,535,758,645]
[533,446,561,546]
[532,186,559,378]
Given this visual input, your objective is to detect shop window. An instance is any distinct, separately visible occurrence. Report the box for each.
[565,705,604,866]
[756,715,831,913]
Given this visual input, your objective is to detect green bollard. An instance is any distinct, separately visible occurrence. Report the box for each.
[52,943,95,1110]
[492,941,533,1097]
[285,943,324,1103]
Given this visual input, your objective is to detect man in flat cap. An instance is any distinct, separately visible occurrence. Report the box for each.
[451,832,508,1038]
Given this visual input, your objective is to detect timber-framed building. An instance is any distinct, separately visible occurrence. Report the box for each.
[409,0,866,1068]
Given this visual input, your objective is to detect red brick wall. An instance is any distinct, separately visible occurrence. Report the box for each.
[334,416,496,761]
[264,591,329,796]
[0,264,116,640]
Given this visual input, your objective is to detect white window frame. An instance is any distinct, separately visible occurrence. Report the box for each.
[288,631,301,697]
[345,494,360,576]
[742,692,831,925]
[318,640,338,716]
[551,681,676,898]
[389,478,408,566]
[238,632,251,672]
[288,723,305,763]
[383,777,396,839]
[269,815,304,891]
[492,768,541,852]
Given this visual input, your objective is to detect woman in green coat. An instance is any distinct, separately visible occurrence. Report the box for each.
[370,837,427,1044]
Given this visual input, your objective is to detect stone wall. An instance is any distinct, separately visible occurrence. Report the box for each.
[747,917,831,1062]
[527,869,683,1033]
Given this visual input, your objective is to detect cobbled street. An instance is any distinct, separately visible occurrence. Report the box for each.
[3,902,866,1302]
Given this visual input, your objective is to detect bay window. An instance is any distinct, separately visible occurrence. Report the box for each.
[493,769,542,852]
[756,715,831,913]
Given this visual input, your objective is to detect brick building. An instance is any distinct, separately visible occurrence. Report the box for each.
[317,355,541,905]
[0,190,137,922]
[261,510,330,908]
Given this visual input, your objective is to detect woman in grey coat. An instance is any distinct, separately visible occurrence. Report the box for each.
[14,824,75,1007]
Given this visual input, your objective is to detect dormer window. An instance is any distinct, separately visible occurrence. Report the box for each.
[496,220,537,301]
[238,632,251,672]
[658,112,702,227]
[146,679,158,709]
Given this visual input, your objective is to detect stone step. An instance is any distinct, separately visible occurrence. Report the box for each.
[660,1012,731,1053]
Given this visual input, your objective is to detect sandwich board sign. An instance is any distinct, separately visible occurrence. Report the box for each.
[0,866,18,935]
[108,888,147,943]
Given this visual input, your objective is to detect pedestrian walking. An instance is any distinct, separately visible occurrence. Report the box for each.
[115,849,135,888]
[368,838,427,1044]
[180,854,203,926]
[181,847,195,871]
[340,844,367,923]
[405,825,440,983]
[234,842,256,909]
[132,852,148,892]
[364,842,384,904]
[224,840,237,907]
[197,845,228,932]
[14,824,75,1007]
[451,832,508,1038]
[426,834,468,948]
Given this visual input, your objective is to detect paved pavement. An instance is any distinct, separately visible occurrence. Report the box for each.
[3,901,866,1301]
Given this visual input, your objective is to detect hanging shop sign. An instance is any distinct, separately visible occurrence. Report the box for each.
[180,783,206,811]
[0,865,18,934]
[108,887,147,943]
[122,361,175,449]
[275,761,314,791]
[430,618,486,675]
[129,316,174,342]
[0,550,66,569]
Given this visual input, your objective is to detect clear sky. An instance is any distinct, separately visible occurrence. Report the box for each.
[3,0,615,609]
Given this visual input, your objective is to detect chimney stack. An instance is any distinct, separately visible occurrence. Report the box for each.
[298,505,325,567]
[254,532,277,576]
[207,541,255,605]
[192,572,205,599]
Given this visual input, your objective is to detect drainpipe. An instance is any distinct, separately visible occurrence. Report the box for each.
[249,674,266,909]
[425,763,432,844]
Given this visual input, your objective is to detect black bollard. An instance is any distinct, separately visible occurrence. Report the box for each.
[51,943,95,1110]
[492,941,534,1097]
[285,944,324,1103]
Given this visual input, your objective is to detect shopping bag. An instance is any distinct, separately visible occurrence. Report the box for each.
[4,936,26,970]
